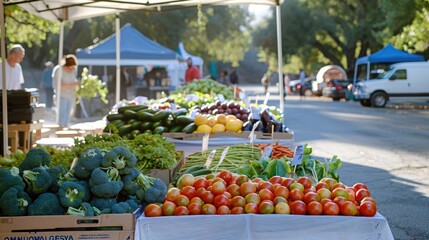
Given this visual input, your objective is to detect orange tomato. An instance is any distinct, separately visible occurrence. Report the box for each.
[240,182,257,196]
[226,183,241,197]
[201,204,216,214]
[217,205,231,215]
[187,202,202,215]
[274,186,289,199]
[180,185,197,200]
[258,188,274,201]
[166,187,181,202]
[161,201,176,216]
[211,181,226,195]
[323,201,339,215]
[297,176,312,189]
[145,203,162,217]
[173,206,189,216]
[307,201,323,215]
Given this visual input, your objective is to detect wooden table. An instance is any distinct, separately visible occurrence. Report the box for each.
[2,122,43,151]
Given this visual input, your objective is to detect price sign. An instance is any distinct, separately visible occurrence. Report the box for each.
[217,94,225,102]
[248,121,260,145]
[204,150,217,168]
[217,146,229,168]
[291,145,305,166]
[262,145,273,158]
[202,133,209,152]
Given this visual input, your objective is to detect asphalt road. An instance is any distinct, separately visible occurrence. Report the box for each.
[243,86,429,240]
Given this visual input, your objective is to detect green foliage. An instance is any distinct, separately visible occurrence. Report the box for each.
[77,68,109,104]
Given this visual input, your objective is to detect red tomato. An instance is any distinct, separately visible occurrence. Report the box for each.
[200,191,214,204]
[304,186,316,194]
[317,188,332,200]
[196,187,206,198]
[281,178,295,189]
[258,188,275,201]
[315,181,329,191]
[303,191,320,204]
[355,188,371,203]
[320,198,333,207]
[173,206,189,216]
[206,179,214,187]
[217,205,231,215]
[187,202,202,215]
[269,176,283,185]
[230,196,246,208]
[244,202,259,214]
[257,181,275,192]
[211,181,226,195]
[297,176,312,189]
[222,191,232,199]
[235,175,250,186]
[307,201,323,215]
[213,194,230,208]
[290,200,307,215]
[346,187,356,201]
[333,196,347,207]
[193,178,208,190]
[177,174,195,190]
[217,170,233,185]
[289,188,304,201]
[323,201,339,215]
[361,197,377,205]
[252,177,264,184]
[352,182,368,191]
[201,204,216,214]
[231,206,244,214]
[289,182,304,191]
[340,201,358,216]
[359,201,377,217]
[190,197,204,206]
[213,177,227,186]
[259,201,275,214]
[240,182,257,196]
[166,187,181,202]
[226,183,241,197]
[180,185,197,200]
[274,186,289,199]
[161,201,176,216]
[245,192,261,205]
[175,195,190,207]
[321,178,338,190]
[331,182,347,190]
[331,187,349,199]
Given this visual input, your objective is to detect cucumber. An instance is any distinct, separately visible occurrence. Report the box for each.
[152,122,162,129]
[106,113,124,122]
[174,115,194,125]
[172,109,188,118]
[123,110,138,119]
[118,124,132,136]
[191,169,213,177]
[130,121,142,130]
[137,112,154,121]
[169,125,184,133]
[118,105,148,113]
[153,126,165,135]
[140,122,153,131]
[182,123,197,134]
[152,110,172,122]
[182,165,205,174]
[110,119,126,128]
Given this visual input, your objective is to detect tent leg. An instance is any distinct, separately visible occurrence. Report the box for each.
[276,2,285,115]
[1,1,10,155]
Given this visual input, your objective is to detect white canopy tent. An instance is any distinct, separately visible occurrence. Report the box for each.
[1,0,285,154]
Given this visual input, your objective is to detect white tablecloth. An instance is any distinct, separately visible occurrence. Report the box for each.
[135,213,394,240]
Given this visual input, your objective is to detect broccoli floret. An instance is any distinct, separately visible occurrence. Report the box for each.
[90,197,117,213]
[19,148,51,173]
[135,174,167,204]
[111,202,134,214]
[47,165,68,192]
[28,192,64,215]
[58,181,87,208]
[125,197,140,213]
[89,167,124,198]
[101,146,137,175]
[66,202,96,216]
[0,186,32,216]
[73,148,104,180]
[22,166,53,196]
[77,180,91,202]
[0,167,25,196]
[120,168,141,196]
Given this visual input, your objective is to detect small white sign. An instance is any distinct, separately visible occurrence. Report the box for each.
[291,145,305,166]
[202,133,209,152]
[204,149,217,168]
[217,94,225,102]
[217,146,229,167]
[262,145,273,158]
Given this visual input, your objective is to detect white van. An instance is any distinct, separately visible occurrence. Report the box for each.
[353,62,429,107]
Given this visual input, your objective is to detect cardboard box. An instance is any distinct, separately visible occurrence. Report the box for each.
[163,131,293,140]
[147,152,185,185]
[0,214,135,240]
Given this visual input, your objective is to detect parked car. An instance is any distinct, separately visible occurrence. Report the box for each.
[322,79,352,101]
[289,77,315,96]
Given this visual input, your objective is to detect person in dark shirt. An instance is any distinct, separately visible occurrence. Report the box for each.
[229,67,239,85]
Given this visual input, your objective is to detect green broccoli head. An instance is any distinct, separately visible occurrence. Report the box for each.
[66,202,96,216]
[0,167,25,196]
[89,167,124,198]
[101,146,137,173]
[28,192,64,215]
[19,148,51,173]
[58,181,87,208]
[0,186,32,216]
[111,202,133,214]
[120,168,141,196]
[135,174,167,204]
[23,166,53,196]
[90,197,117,213]
[73,148,103,180]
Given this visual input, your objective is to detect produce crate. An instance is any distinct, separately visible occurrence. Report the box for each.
[0,214,135,240]
[147,152,185,185]
[163,131,294,140]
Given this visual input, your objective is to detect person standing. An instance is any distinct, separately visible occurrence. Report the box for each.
[40,61,54,109]
[218,70,229,85]
[299,69,306,100]
[185,57,200,84]
[229,67,239,86]
[0,44,25,90]
[52,54,79,127]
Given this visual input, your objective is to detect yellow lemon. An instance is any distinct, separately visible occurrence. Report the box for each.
[226,115,237,121]
[225,119,243,132]
[194,114,208,126]
[207,117,218,127]
[212,123,226,133]
[196,124,212,134]
[215,114,227,125]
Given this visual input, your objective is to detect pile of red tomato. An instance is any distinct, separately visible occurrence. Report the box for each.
[144,170,377,217]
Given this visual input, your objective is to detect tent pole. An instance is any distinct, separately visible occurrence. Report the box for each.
[56,21,64,125]
[1,0,10,155]
[276,1,284,115]
[115,14,121,105]
[366,62,370,80]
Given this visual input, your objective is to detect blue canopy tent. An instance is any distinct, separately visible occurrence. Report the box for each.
[353,44,425,85]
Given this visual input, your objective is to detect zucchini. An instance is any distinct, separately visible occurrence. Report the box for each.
[182,123,197,134]
[191,169,213,177]
[152,110,172,122]
[174,115,194,126]
[152,122,162,129]
[110,119,125,128]
[153,126,166,135]
[123,110,138,120]
[106,113,124,122]
[130,121,142,130]
[137,112,154,121]
[172,109,188,118]
[169,125,184,133]
[140,122,153,131]
[118,124,133,136]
